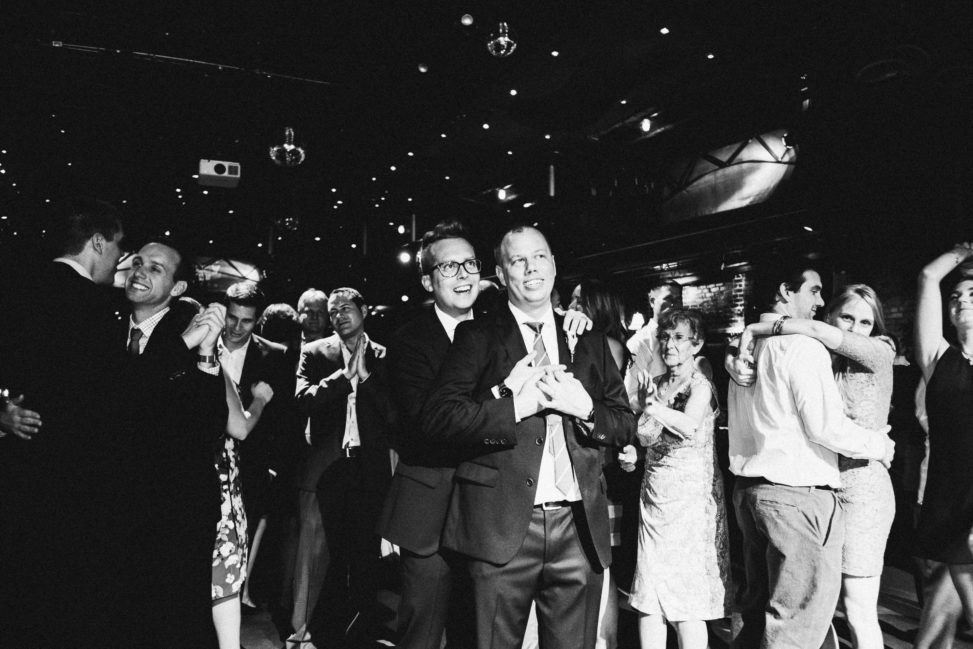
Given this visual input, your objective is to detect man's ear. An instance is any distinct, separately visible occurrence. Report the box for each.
[360,304,368,321]
[170,281,188,298]
[777,282,790,303]
[420,274,434,294]
[90,233,105,254]
[496,265,507,287]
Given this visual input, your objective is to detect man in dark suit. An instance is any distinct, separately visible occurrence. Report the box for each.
[296,287,395,648]
[377,220,482,649]
[218,281,293,605]
[121,238,229,649]
[421,225,636,649]
[0,197,127,648]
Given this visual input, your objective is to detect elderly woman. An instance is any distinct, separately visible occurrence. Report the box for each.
[737,284,895,649]
[624,308,730,649]
[914,242,973,628]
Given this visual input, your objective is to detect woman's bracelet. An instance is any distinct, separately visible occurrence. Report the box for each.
[772,316,790,336]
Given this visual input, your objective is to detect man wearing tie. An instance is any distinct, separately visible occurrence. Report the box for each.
[421,225,635,649]
[296,287,395,648]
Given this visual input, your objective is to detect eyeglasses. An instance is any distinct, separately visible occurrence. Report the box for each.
[657,333,696,345]
[432,258,482,278]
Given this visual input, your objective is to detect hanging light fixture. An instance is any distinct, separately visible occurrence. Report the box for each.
[486,22,517,58]
[269,127,306,167]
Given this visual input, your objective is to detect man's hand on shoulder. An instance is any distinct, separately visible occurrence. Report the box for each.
[562,310,593,338]
[725,338,755,387]
[0,396,42,440]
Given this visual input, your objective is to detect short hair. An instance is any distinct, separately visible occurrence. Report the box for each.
[297,288,328,311]
[225,281,266,313]
[823,283,887,337]
[749,255,820,313]
[329,287,366,310]
[577,278,628,345]
[259,303,302,344]
[170,296,203,332]
[54,196,123,256]
[657,308,706,346]
[144,235,194,285]
[494,224,549,267]
[648,280,683,297]
[417,219,472,275]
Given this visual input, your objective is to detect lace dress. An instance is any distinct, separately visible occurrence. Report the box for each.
[628,371,731,621]
[834,333,895,577]
[211,435,248,600]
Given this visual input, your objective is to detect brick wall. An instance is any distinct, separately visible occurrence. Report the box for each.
[682,272,750,338]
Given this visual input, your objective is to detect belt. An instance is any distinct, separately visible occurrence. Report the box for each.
[737,475,834,492]
[535,500,574,511]
[342,446,361,458]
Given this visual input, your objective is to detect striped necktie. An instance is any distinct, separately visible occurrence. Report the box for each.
[127,327,143,357]
[525,322,574,494]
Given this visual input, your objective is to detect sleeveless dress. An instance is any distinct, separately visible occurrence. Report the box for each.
[628,371,731,621]
[211,435,249,600]
[833,333,896,577]
[917,346,973,563]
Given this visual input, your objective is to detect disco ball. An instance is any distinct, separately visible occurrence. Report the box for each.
[487,22,517,58]
[269,127,306,167]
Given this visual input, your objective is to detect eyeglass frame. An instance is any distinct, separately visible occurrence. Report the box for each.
[431,258,482,278]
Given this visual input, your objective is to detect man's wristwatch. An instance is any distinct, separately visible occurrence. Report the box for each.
[197,354,218,366]
[498,382,513,398]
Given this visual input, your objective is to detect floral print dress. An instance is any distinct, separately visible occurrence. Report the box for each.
[211,434,248,601]
[628,370,732,621]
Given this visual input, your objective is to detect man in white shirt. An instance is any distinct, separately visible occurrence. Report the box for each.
[296,286,395,648]
[726,263,894,649]
[420,225,635,649]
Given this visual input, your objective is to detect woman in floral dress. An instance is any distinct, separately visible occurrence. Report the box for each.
[625,309,731,649]
[211,374,274,649]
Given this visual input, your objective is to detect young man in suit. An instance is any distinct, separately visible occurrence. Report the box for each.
[0,197,127,648]
[296,287,396,648]
[420,225,636,649]
[219,281,294,608]
[122,238,230,649]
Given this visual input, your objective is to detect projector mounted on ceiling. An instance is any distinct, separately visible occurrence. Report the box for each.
[198,159,241,188]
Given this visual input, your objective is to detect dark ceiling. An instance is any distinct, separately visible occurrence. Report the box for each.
[2,1,973,306]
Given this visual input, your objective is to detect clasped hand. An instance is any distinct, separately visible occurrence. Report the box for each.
[507,352,593,420]
[181,303,227,353]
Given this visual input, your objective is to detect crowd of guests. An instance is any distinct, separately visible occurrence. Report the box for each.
[1,196,972,649]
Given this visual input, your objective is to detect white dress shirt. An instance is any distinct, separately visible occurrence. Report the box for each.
[218,335,251,388]
[339,334,372,449]
[507,303,582,503]
[434,304,472,343]
[128,307,171,356]
[728,314,889,488]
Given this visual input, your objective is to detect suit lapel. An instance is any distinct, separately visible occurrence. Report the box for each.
[553,313,573,371]
[496,306,528,373]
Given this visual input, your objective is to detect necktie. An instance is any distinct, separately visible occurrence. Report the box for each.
[525,322,574,494]
[127,327,143,357]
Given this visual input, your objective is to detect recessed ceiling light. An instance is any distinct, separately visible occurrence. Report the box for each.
[544,134,551,140]
[706,53,715,60]
[507,150,513,155]
[417,63,429,73]
[509,89,518,96]
[331,187,337,193]
[441,133,447,138]
[659,27,670,35]
[551,50,559,57]
[390,165,397,171]
[401,295,409,302]
[620,99,627,105]
[461,14,474,26]
[397,225,406,234]
[351,243,357,249]
[314,236,321,242]
[482,123,490,130]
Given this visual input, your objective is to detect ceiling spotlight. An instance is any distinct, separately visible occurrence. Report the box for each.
[509,88,518,96]
[659,27,670,35]
[440,133,447,138]
[398,250,411,264]
[544,134,551,140]
[507,150,513,155]
[401,295,409,302]
[550,50,559,57]
[487,22,517,58]
[417,63,429,73]
[620,99,627,105]
[523,202,535,208]
[331,187,337,193]
[482,123,490,130]
[397,225,406,234]
[803,225,814,232]
[639,118,652,132]
[390,165,397,171]
[407,151,414,157]
[444,175,451,180]
[497,188,507,200]
[706,53,715,60]
[461,13,474,26]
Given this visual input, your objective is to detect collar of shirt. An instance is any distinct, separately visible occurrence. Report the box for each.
[53,257,93,282]
[129,306,171,351]
[434,304,473,343]
[507,302,559,365]
[218,335,252,386]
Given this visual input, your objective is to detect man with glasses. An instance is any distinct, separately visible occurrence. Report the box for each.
[420,224,635,649]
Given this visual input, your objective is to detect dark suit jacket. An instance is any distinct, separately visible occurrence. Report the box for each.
[295,333,395,509]
[122,306,228,649]
[377,308,472,555]
[234,334,296,513]
[420,307,635,567]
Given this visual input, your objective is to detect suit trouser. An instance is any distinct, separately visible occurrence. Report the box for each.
[397,547,475,649]
[732,479,843,649]
[309,456,383,645]
[468,503,603,649]
[290,489,330,633]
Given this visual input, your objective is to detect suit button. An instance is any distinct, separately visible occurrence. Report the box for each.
[535,437,544,445]
[526,478,534,487]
